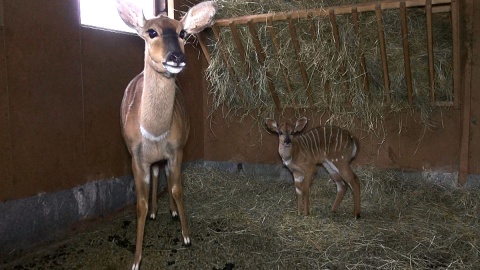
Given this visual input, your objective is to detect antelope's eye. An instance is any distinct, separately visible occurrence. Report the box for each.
[179,30,187,39]
[147,29,158,39]
[278,131,283,135]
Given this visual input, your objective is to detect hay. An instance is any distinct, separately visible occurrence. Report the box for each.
[180,166,479,269]
[205,0,454,135]
[5,166,480,269]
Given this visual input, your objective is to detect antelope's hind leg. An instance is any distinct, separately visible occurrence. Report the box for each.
[328,172,347,213]
[149,164,160,220]
[338,166,361,219]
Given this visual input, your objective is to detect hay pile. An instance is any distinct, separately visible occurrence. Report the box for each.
[205,0,453,134]
[6,166,478,269]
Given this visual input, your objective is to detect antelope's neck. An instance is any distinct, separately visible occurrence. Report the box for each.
[279,142,294,165]
[140,67,176,139]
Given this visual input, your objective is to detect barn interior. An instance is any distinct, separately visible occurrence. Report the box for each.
[0,0,479,269]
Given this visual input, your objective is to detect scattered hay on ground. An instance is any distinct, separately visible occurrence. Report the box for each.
[5,166,479,269]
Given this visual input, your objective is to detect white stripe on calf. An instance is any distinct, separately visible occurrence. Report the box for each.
[294,175,304,183]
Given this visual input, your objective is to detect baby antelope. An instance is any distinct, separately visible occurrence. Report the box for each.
[266,117,361,218]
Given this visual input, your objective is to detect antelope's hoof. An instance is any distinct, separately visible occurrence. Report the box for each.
[149,213,156,220]
[170,210,180,221]
[182,236,192,247]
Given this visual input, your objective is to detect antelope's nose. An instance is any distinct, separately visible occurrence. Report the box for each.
[284,137,291,144]
[166,52,186,66]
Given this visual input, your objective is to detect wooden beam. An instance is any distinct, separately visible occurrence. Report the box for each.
[214,0,452,26]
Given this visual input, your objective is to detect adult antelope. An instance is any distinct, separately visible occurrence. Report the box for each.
[266,117,361,218]
[116,1,217,269]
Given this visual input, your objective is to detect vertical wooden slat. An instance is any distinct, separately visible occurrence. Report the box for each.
[267,18,297,107]
[426,0,435,102]
[375,4,391,104]
[329,10,341,51]
[308,12,319,40]
[212,25,244,100]
[329,9,349,92]
[196,32,211,64]
[400,2,413,105]
[288,16,314,106]
[247,21,281,109]
[352,7,370,95]
[451,0,460,109]
[229,22,256,90]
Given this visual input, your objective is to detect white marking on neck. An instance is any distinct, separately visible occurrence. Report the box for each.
[140,126,169,142]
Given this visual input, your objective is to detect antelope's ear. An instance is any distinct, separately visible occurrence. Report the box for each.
[265,118,278,132]
[116,0,146,33]
[294,117,308,133]
[180,1,218,34]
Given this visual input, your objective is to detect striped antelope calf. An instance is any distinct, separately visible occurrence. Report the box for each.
[116,1,217,269]
[266,117,361,218]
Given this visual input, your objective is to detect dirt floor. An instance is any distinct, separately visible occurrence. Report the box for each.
[1,166,479,270]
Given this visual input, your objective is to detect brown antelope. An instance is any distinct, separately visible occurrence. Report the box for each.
[266,117,361,218]
[116,1,217,269]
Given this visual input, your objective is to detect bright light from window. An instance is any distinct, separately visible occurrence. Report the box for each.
[80,0,155,33]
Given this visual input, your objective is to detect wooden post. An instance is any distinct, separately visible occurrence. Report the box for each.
[458,0,472,186]
[167,0,174,19]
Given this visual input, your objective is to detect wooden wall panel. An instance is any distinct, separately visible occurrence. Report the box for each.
[0,25,13,201]
[204,108,462,173]
[81,29,143,180]
[4,0,84,198]
[177,45,206,162]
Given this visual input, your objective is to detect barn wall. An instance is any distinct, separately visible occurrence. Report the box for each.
[0,0,205,203]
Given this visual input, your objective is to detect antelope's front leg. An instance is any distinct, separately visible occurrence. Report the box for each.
[167,152,191,246]
[293,173,304,215]
[131,159,151,270]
